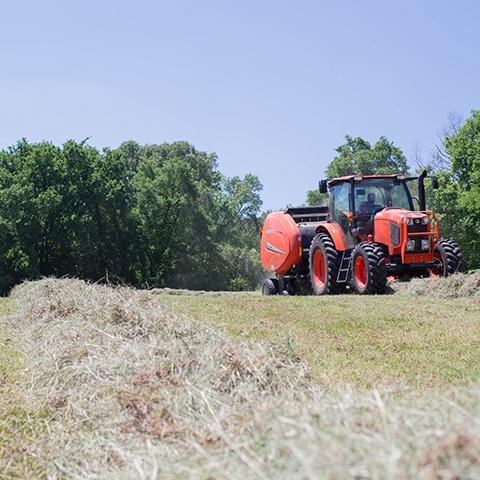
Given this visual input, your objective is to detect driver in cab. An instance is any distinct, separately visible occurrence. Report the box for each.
[358,193,382,216]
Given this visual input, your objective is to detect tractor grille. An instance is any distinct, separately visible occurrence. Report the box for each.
[407,222,429,253]
[407,222,428,234]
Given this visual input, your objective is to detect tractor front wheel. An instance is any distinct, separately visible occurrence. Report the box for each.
[430,240,464,277]
[351,243,387,294]
[308,233,344,295]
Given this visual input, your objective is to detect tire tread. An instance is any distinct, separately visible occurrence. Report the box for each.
[262,278,278,295]
[352,242,387,294]
[434,239,464,276]
[308,233,345,295]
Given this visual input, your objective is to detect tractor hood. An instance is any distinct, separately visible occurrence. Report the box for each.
[373,207,433,257]
[374,208,429,225]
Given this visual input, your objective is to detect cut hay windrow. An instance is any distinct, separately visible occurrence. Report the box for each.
[392,272,480,299]
[5,279,310,478]
[3,278,480,479]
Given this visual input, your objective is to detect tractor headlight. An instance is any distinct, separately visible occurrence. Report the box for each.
[406,217,414,226]
[421,217,430,225]
[421,239,430,251]
[406,239,415,252]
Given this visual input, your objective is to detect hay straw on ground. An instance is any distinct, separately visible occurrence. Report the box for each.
[392,272,480,300]
[4,278,480,479]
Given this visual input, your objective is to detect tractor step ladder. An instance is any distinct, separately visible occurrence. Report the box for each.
[337,249,352,283]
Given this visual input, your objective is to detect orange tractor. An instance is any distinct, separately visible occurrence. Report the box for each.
[260,171,464,295]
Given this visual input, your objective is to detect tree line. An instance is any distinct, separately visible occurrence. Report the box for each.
[0,140,263,294]
[1,110,478,293]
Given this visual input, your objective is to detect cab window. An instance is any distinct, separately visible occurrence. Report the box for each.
[354,178,412,214]
[330,182,351,232]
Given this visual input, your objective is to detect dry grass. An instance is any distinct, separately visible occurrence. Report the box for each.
[392,271,480,299]
[0,299,50,479]
[2,279,309,478]
[1,278,480,479]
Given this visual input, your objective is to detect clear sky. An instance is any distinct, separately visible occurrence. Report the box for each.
[1,0,478,209]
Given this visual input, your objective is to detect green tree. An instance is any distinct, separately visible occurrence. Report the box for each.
[212,174,263,290]
[128,141,264,290]
[305,190,327,206]
[0,140,66,291]
[305,135,409,206]
[326,135,409,178]
[0,138,264,293]
[429,111,480,269]
[130,141,221,288]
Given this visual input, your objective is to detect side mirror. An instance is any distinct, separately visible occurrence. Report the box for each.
[431,177,439,190]
[319,179,328,194]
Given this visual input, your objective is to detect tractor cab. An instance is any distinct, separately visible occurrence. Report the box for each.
[326,174,415,245]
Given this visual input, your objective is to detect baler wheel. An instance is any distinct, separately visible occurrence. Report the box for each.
[262,278,278,295]
[430,239,464,277]
[351,243,387,294]
[308,233,345,295]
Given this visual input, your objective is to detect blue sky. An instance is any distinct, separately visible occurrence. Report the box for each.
[1,0,478,209]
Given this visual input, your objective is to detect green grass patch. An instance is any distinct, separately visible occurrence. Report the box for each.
[0,299,48,479]
[160,293,480,391]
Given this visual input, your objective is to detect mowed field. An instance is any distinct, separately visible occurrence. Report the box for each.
[159,289,480,392]
[1,275,479,479]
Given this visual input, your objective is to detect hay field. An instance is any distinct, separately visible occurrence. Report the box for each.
[1,277,480,479]
[159,274,480,391]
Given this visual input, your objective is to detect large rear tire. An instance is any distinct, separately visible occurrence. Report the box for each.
[308,233,345,295]
[351,242,387,294]
[430,239,464,277]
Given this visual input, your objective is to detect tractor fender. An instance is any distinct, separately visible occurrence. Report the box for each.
[315,223,348,251]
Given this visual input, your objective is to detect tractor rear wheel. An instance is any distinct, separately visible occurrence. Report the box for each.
[430,239,464,277]
[351,242,387,294]
[262,278,278,295]
[308,233,345,295]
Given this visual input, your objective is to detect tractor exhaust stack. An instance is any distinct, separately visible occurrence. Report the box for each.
[418,170,427,212]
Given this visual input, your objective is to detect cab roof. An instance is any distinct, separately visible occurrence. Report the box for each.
[327,174,406,186]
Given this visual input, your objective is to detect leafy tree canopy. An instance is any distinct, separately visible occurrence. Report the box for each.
[0,139,264,293]
[306,135,409,205]
[445,110,480,188]
[326,135,409,178]
[305,190,327,206]
[429,110,480,269]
